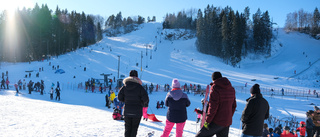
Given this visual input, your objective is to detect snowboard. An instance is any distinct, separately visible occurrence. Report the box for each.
[200,85,210,128]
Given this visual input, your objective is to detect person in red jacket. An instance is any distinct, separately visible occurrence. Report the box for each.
[195,71,237,137]
[296,121,306,137]
[281,126,297,137]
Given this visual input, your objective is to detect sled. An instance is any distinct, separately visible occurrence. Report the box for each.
[147,114,162,122]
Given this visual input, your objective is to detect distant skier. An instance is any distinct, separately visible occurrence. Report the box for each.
[105,94,110,108]
[49,87,54,100]
[6,77,10,89]
[40,80,45,95]
[55,87,61,101]
[0,78,5,89]
[14,83,19,94]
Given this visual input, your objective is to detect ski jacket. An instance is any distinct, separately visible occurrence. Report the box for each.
[113,97,124,109]
[118,76,149,118]
[110,92,116,102]
[296,126,306,136]
[241,93,270,136]
[165,88,190,123]
[312,112,320,127]
[6,80,9,85]
[280,131,297,137]
[206,77,236,127]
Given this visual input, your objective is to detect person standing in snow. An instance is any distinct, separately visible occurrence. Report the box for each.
[306,110,315,137]
[14,83,19,94]
[0,78,5,89]
[241,84,270,137]
[22,79,26,90]
[160,79,190,137]
[55,87,61,101]
[313,106,320,137]
[49,87,54,100]
[296,121,306,137]
[118,70,149,137]
[40,80,45,95]
[6,77,10,89]
[196,72,237,137]
[105,94,110,108]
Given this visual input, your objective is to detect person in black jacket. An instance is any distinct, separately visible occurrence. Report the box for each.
[118,70,149,137]
[241,84,270,137]
[306,110,315,137]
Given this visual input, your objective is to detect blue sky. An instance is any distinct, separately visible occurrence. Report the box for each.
[1,0,319,27]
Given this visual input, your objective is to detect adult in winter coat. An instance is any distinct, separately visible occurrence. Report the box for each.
[306,110,315,137]
[312,106,320,137]
[118,70,149,137]
[241,84,270,137]
[1,78,5,89]
[55,87,61,101]
[160,79,190,137]
[196,71,237,137]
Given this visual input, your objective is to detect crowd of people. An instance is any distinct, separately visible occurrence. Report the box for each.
[1,68,319,137]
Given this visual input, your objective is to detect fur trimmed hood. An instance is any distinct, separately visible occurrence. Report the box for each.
[123,76,142,85]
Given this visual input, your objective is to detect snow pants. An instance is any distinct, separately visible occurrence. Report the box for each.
[195,122,229,137]
[161,119,186,137]
[124,116,141,137]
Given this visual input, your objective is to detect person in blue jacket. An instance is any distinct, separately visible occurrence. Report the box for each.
[113,96,124,115]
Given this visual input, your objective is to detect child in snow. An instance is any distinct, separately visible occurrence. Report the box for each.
[296,121,306,137]
[280,126,297,137]
[194,108,201,123]
[112,108,121,120]
[50,87,54,100]
[14,83,19,94]
[160,79,190,137]
[105,94,110,108]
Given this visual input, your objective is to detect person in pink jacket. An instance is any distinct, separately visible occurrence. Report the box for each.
[6,77,10,89]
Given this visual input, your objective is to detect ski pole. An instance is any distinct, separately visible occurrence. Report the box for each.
[239,120,242,136]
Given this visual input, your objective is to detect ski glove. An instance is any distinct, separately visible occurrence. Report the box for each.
[203,122,209,130]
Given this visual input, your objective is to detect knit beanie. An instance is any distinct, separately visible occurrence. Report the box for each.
[129,70,138,77]
[172,79,180,88]
[250,84,261,94]
[212,71,222,81]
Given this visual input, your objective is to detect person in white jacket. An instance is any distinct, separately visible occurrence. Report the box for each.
[49,87,54,100]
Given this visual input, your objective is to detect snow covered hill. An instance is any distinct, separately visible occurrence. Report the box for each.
[0,22,319,136]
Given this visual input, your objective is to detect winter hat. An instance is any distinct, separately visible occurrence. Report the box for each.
[129,70,138,77]
[172,79,180,88]
[250,84,261,94]
[212,71,222,81]
[314,106,320,111]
